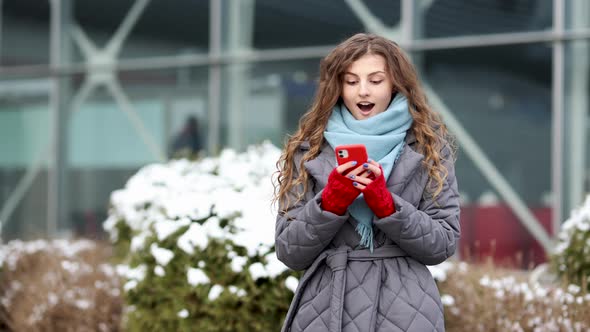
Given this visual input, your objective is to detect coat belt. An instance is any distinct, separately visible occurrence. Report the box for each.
[281,245,408,332]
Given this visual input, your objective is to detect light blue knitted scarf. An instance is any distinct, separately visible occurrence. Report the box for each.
[324,93,413,251]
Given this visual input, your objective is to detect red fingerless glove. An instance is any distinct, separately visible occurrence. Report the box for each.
[321,168,360,215]
[362,170,395,218]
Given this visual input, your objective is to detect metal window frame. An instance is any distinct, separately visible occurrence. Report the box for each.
[6,29,590,78]
[552,0,565,239]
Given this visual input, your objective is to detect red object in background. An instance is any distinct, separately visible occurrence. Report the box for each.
[459,204,552,269]
[531,207,553,265]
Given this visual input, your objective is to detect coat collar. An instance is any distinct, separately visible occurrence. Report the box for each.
[302,131,424,192]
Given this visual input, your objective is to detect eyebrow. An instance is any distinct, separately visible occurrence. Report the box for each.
[344,71,386,77]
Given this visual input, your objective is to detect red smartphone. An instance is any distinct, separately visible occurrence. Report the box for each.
[334,144,368,167]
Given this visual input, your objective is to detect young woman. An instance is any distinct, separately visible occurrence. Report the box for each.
[273,33,460,331]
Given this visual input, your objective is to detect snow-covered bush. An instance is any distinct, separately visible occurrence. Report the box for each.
[552,194,590,290]
[433,261,590,331]
[104,142,299,331]
[0,239,122,331]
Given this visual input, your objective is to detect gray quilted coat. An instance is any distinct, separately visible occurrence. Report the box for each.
[275,131,461,331]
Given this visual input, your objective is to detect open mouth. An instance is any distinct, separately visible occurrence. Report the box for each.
[357,102,375,113]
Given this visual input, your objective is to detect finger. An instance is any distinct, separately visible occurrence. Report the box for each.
[352,176,372,185]
[346,164,367,177]
[362,163,381,176]
[356,170,372,179]
[336,161,358,174]
[352,181,366,191]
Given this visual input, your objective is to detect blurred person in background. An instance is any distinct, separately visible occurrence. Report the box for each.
[273,33,461,331]
[170,115,203,159]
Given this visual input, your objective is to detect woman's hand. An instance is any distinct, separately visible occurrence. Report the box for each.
[346,159,396,218]
[344,159,381,190]
[320,161,362,215]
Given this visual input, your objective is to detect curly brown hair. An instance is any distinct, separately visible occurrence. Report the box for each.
[273,33,455,211]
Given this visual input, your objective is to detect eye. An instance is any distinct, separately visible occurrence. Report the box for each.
[346,81,358,85]
[370,80,383,84]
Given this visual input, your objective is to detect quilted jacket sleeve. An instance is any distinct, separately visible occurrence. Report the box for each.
[373,145,461,265]
[274,156,348,271]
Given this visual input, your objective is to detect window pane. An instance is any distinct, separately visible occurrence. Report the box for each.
[0,84,50,240]
[566,0,590,30]
[65,67,209,238]
[253,0,401,49]
[72,0,209,60]
[2,1,50,66]
[415,0,552,39]
[563,40,590,213]
[416,43,552,267]
[219,58,321,150]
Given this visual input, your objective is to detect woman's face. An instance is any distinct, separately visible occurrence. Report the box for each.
[341,54,394,120]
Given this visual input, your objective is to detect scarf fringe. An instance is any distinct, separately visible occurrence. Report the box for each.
[355,222,374,253]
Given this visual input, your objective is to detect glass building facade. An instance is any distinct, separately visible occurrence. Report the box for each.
[0,0,588,266]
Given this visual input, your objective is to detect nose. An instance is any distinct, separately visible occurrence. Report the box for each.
[358,81,370,97]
